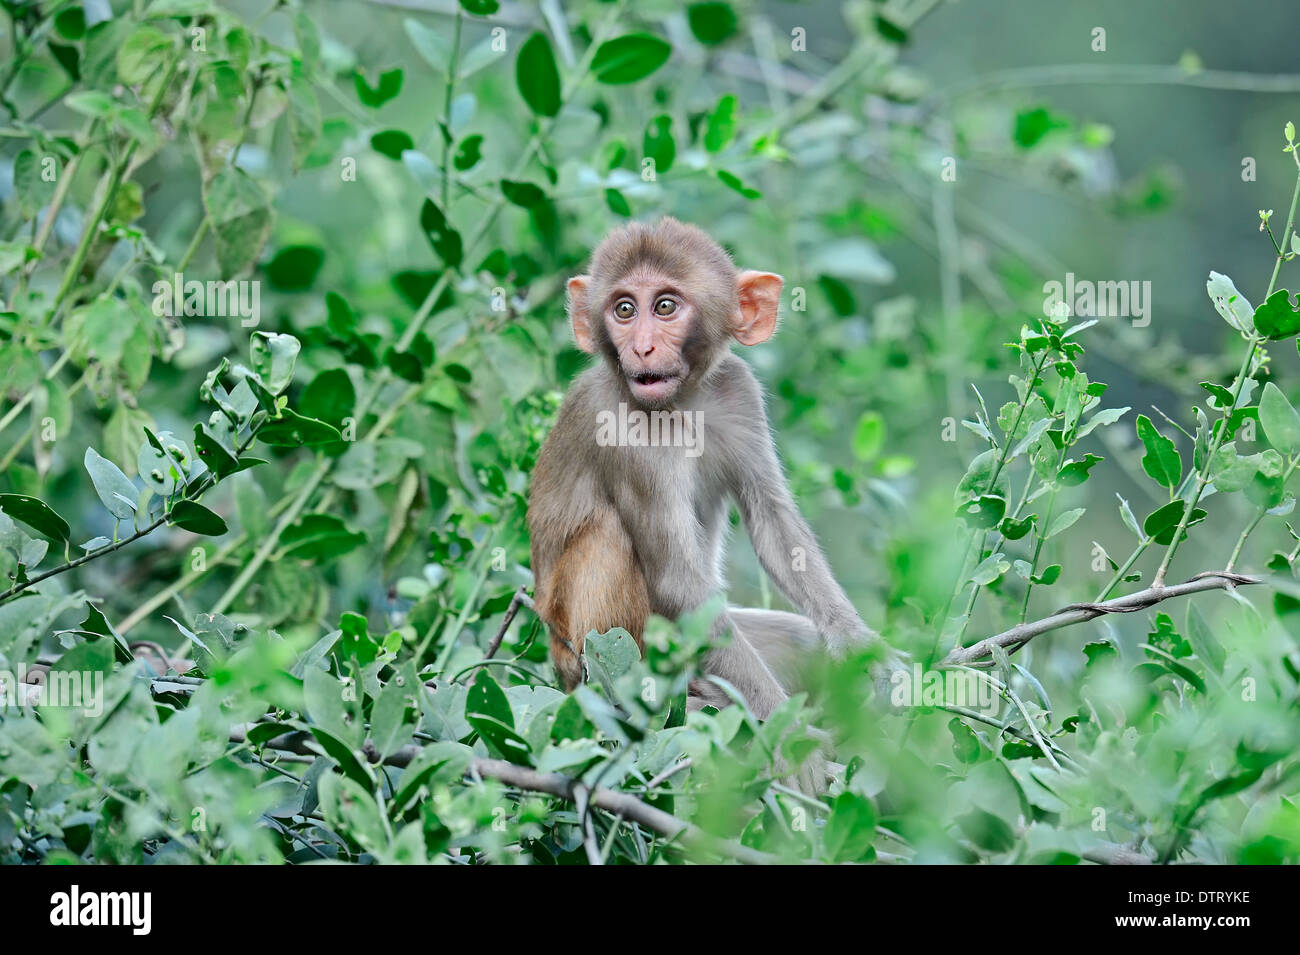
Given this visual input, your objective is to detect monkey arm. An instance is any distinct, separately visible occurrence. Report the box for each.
[723,370,875,657]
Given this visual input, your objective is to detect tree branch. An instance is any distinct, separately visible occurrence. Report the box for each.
[942,571,1259,666]
[228,725,783,864]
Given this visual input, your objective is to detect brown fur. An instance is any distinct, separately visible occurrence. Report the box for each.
[528,219,876,742]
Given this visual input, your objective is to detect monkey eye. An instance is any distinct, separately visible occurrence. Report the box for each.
[654,297,677,317]
[614,299,636,320]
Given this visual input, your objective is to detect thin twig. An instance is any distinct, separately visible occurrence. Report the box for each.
[485,586,529,659]
[943,571,1260,666]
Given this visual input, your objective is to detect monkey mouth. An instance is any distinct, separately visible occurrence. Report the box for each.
[628,370,682,402]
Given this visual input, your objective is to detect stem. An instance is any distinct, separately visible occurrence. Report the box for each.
[46,54,180,323]
[1019,444,1069,622]
[441,11,463,214]
[1225,455,1300,571]
[1154,149,1294,587]
[210,463,326,615]
[941,348,1053,639]
[1095,538,1150,602]
[429,533,496,672]
[0,351,70,436]
[0,426,256,604]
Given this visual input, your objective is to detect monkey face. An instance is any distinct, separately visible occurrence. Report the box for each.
[566,219,785,408]
[600,267,694,405]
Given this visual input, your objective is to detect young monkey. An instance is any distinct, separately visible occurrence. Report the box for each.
[527,217,879,721]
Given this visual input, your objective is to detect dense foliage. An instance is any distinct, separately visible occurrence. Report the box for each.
[1,0,1298,864]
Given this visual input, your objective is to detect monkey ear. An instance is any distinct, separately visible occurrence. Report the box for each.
[567,275,597,354]
[732,270,783,346]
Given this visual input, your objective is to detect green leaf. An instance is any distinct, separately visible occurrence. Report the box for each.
[643,114,676,173]
[969,552,1010,585]
[516,33,561,117]
[370,679,416,759]
[167,500,228,536]
[591,34,672,85]
[1206,271,1255,335]
[1135,415,1182,489]
[1056,453,1103,486]
[265,245,323,292]
[1013,106,1068,149]
[460,0,499,14]
[257,409,342,447]
[604,188,631,217]
[193,421,239,478]
[203,167,272,279]
[83,448,138,520]
[704,94,738,153]
[823,792,877,862]
[1032,564,1061,585]
[466,670,532,765]
[13,150,57,219]
[957,495,1006,529]
[500,179,546,207]
[370,129,414,160]
[716,169,761,199]
[0,494,71,544]
[1000,514,1036,540]
[286,72,321,172]
[453,134,483,171]
[956,808,1016,852]
[1075,406,1129,439]
[280,514,366,562]
[1142,500,1208,545]
[1258,382,1300,455]
[353,68,403,108]
[249,332,301,393]
[117,25,172,86]
[688,3,738,45]
[299,368,355,425]
[1046,507,1085,538]
[1252,289,1300,340]
[65,90,116,118]
[949,718,982,764]
[81,601,133,662]
[584,628,640,680]
[420,199,463,267]
[852,411,885,460]
[405,18,450,72]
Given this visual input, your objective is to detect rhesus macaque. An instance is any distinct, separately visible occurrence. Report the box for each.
[527,218,879,724]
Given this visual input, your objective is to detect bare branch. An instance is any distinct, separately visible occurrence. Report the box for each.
[485,586,530,659]
[943,571,1260,666]
[228,725,783,864]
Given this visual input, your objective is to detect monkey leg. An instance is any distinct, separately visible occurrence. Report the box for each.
[686,609,807,720]
[535,507,649,691]
[688,608,818,712]
[689,608,830,794]
[725,608,819,694]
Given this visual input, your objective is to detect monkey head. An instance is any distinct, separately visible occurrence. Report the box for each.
[566,218,783,407]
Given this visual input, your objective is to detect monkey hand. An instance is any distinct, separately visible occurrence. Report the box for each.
[822,615,879,661]
[868,648,912,713]
[775,725,833,797]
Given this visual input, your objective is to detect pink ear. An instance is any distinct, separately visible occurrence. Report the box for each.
[732,270,783,346]
[567,276,596,353]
